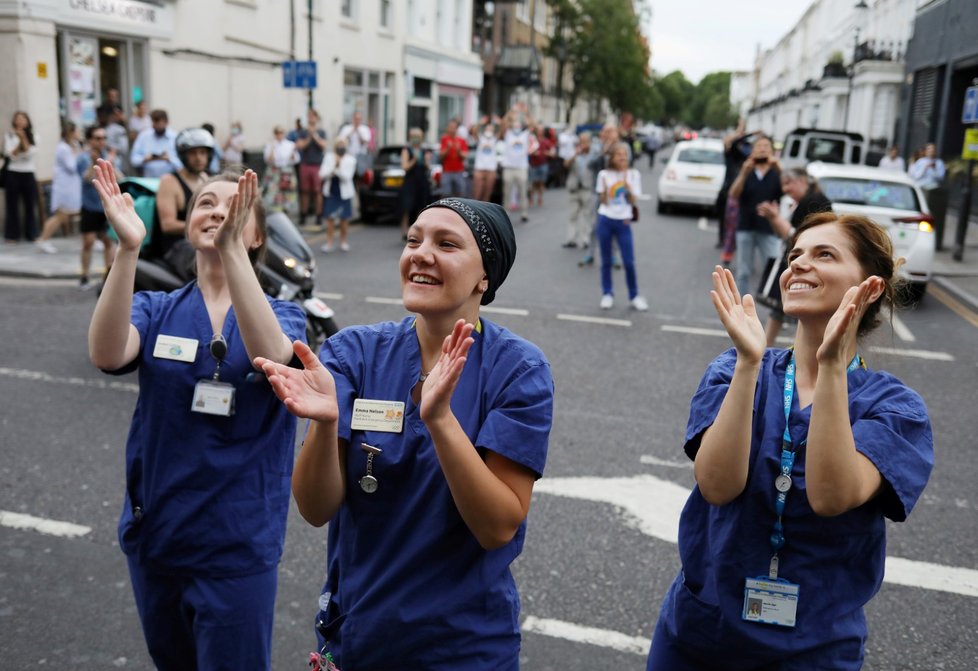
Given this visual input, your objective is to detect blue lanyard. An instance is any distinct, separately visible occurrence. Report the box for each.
[768,352,862,577]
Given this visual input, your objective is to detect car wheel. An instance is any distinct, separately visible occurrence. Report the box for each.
[359,208,377,224]
[657,199,668,215]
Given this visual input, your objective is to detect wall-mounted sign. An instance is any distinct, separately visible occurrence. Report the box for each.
[62,0,174,39]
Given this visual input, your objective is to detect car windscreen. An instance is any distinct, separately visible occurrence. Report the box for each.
[375,148,404,167]
[675,148,724,165]
[805,138,847,163]
[819,177,920,211]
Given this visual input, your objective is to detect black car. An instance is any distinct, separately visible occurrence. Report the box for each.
[357,144,443,223]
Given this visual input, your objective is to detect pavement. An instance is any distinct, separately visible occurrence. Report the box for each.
[4,212,978,312]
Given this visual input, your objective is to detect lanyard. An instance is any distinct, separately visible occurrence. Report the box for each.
[768,351,862,578]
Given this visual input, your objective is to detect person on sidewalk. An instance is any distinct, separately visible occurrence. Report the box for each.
[36,121,82,254]
[729,136,783,296]
[130,109,179,178]
[261,125,300,218]
[877,146,905,172]
[295,109,328,227]
[439,118,468,198]
[76,126,121,289]
[318,138,356,253]
[595,142,648,311]
[3,111,39,244]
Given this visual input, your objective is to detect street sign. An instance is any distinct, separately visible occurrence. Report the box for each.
[282,60,317,89]
[964,86,978,124]
[963,129,978,161]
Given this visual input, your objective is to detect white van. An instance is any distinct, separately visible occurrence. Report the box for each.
[781,128,866,169]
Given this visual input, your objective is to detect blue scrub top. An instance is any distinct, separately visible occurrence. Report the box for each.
[658,348,933,669]
[107,282,307,576]
[318,316,554,669]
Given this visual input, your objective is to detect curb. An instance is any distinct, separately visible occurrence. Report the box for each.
[0,267,79,280]
[933,275,978,313]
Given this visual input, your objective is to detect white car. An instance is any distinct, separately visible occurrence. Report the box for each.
[806,161,935,297]
[657,139,726,213]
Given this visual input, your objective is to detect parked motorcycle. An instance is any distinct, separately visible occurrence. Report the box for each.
[115,179,338,348]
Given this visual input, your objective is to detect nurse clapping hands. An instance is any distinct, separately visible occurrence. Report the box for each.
[258,198,554,670]
[647,213,933,671]
[88,161,306,671]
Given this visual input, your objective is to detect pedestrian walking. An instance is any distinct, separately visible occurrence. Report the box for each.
[439,118,469,198]
[75,126,120,289]
[595,142,648,311]
[398,127,431,240]
[563,131,593,249]
[729,136,782,296]
[88,163,306,671]
[877,146,905,172]
[129,109,179,178]
[261,125,299,217]
[500,107,534,223]
[295,109,328,227]
[471,118,501,202]
[318,138,356,253]
[646,213,933,670]
[36,121,82,254]
[254,197,554,671]
[3,111,39,243]
[756,167,833,345]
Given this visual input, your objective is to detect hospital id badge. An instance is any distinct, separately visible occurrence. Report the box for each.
[153,334,198,363]
[743,577,799,627]
[350,399,404,433]
[191,380,236,416]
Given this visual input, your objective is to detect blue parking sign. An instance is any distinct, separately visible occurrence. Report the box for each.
[283,60,317,89]
[964,86,978,124]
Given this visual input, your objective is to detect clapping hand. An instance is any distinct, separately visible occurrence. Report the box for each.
[817,276,883,368]
[710,266,766,365]
[214,169,258,253]
[91,158,145,252]
[419,319,475,424]
[256,341,339,423]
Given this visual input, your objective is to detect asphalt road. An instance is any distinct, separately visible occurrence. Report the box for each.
[1,154,976,670]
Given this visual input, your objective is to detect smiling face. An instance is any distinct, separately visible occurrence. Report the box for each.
[399,208,487,317]
[187,180,262,253]
[780,222,867,322]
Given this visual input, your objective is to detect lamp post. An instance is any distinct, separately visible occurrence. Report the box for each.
[842,0,868,132]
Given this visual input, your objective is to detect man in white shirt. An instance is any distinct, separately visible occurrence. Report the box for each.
[908,143,945,189]
[337,112,372,165]
[877,146,906,172]
[130,109,180,178]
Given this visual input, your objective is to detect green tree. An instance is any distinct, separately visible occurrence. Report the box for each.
[655,70,695,123]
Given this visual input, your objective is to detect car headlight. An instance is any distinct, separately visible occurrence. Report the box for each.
[283,257,297,269]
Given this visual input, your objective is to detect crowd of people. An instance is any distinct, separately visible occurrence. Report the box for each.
[3,91,937,670]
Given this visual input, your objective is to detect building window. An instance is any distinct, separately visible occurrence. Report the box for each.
[380,0,391,28]
[341,0,355,19]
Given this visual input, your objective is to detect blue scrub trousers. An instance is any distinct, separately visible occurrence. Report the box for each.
[597,214,638,299]
[127,557,278,671]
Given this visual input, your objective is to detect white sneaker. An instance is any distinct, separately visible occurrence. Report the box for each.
[340,242,350,252]
[320,243,334,253]
[36,240,58,254]
[630,295,649,311]
[600,294,614,309]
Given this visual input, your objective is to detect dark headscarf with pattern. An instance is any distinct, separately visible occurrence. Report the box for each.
[420,198,517,305]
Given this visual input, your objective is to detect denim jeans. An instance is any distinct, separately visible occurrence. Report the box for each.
[735,230,781,297]
[597,214,638,299]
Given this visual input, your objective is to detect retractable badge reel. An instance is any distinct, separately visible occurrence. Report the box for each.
[191,334,236,416]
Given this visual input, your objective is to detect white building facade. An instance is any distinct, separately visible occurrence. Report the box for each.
[0,0,482,181]
[745,0,925,150]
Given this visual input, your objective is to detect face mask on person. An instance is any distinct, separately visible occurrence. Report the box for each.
[336,147,347,156]
[232,126,241,135]
[410,137,422,147]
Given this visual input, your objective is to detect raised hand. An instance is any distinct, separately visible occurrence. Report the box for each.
[91,158,145,252]
[215,169,259,253]
[255,340,339,423]
[817,276,883,367]
[419,319,475,424]
[710,265,766,365]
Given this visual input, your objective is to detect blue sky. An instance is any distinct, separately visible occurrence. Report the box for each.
[645,0,814,82]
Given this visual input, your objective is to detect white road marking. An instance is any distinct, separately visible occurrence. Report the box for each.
[557,314,632,327]
[481,306,530,316]
[890,311,916,343]
[536,474,978,598]
[365,296,403,305]
[314,292,344,300]
[0,276,79,287]
[0,367,138,393]
[661,325,954,362]
[0,511,91,538]
[640,455,693,469]
[522,616,650,656]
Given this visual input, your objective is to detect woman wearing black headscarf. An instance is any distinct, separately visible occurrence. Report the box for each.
[256,198,554,670]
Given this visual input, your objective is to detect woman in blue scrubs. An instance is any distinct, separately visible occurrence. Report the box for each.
[88,161,306,671]
[647,212,934,670]
[257,198,554,670]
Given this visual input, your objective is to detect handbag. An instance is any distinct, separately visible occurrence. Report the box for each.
[0,156,9,189]
[756,254,788,310]
[631,203,640,222]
